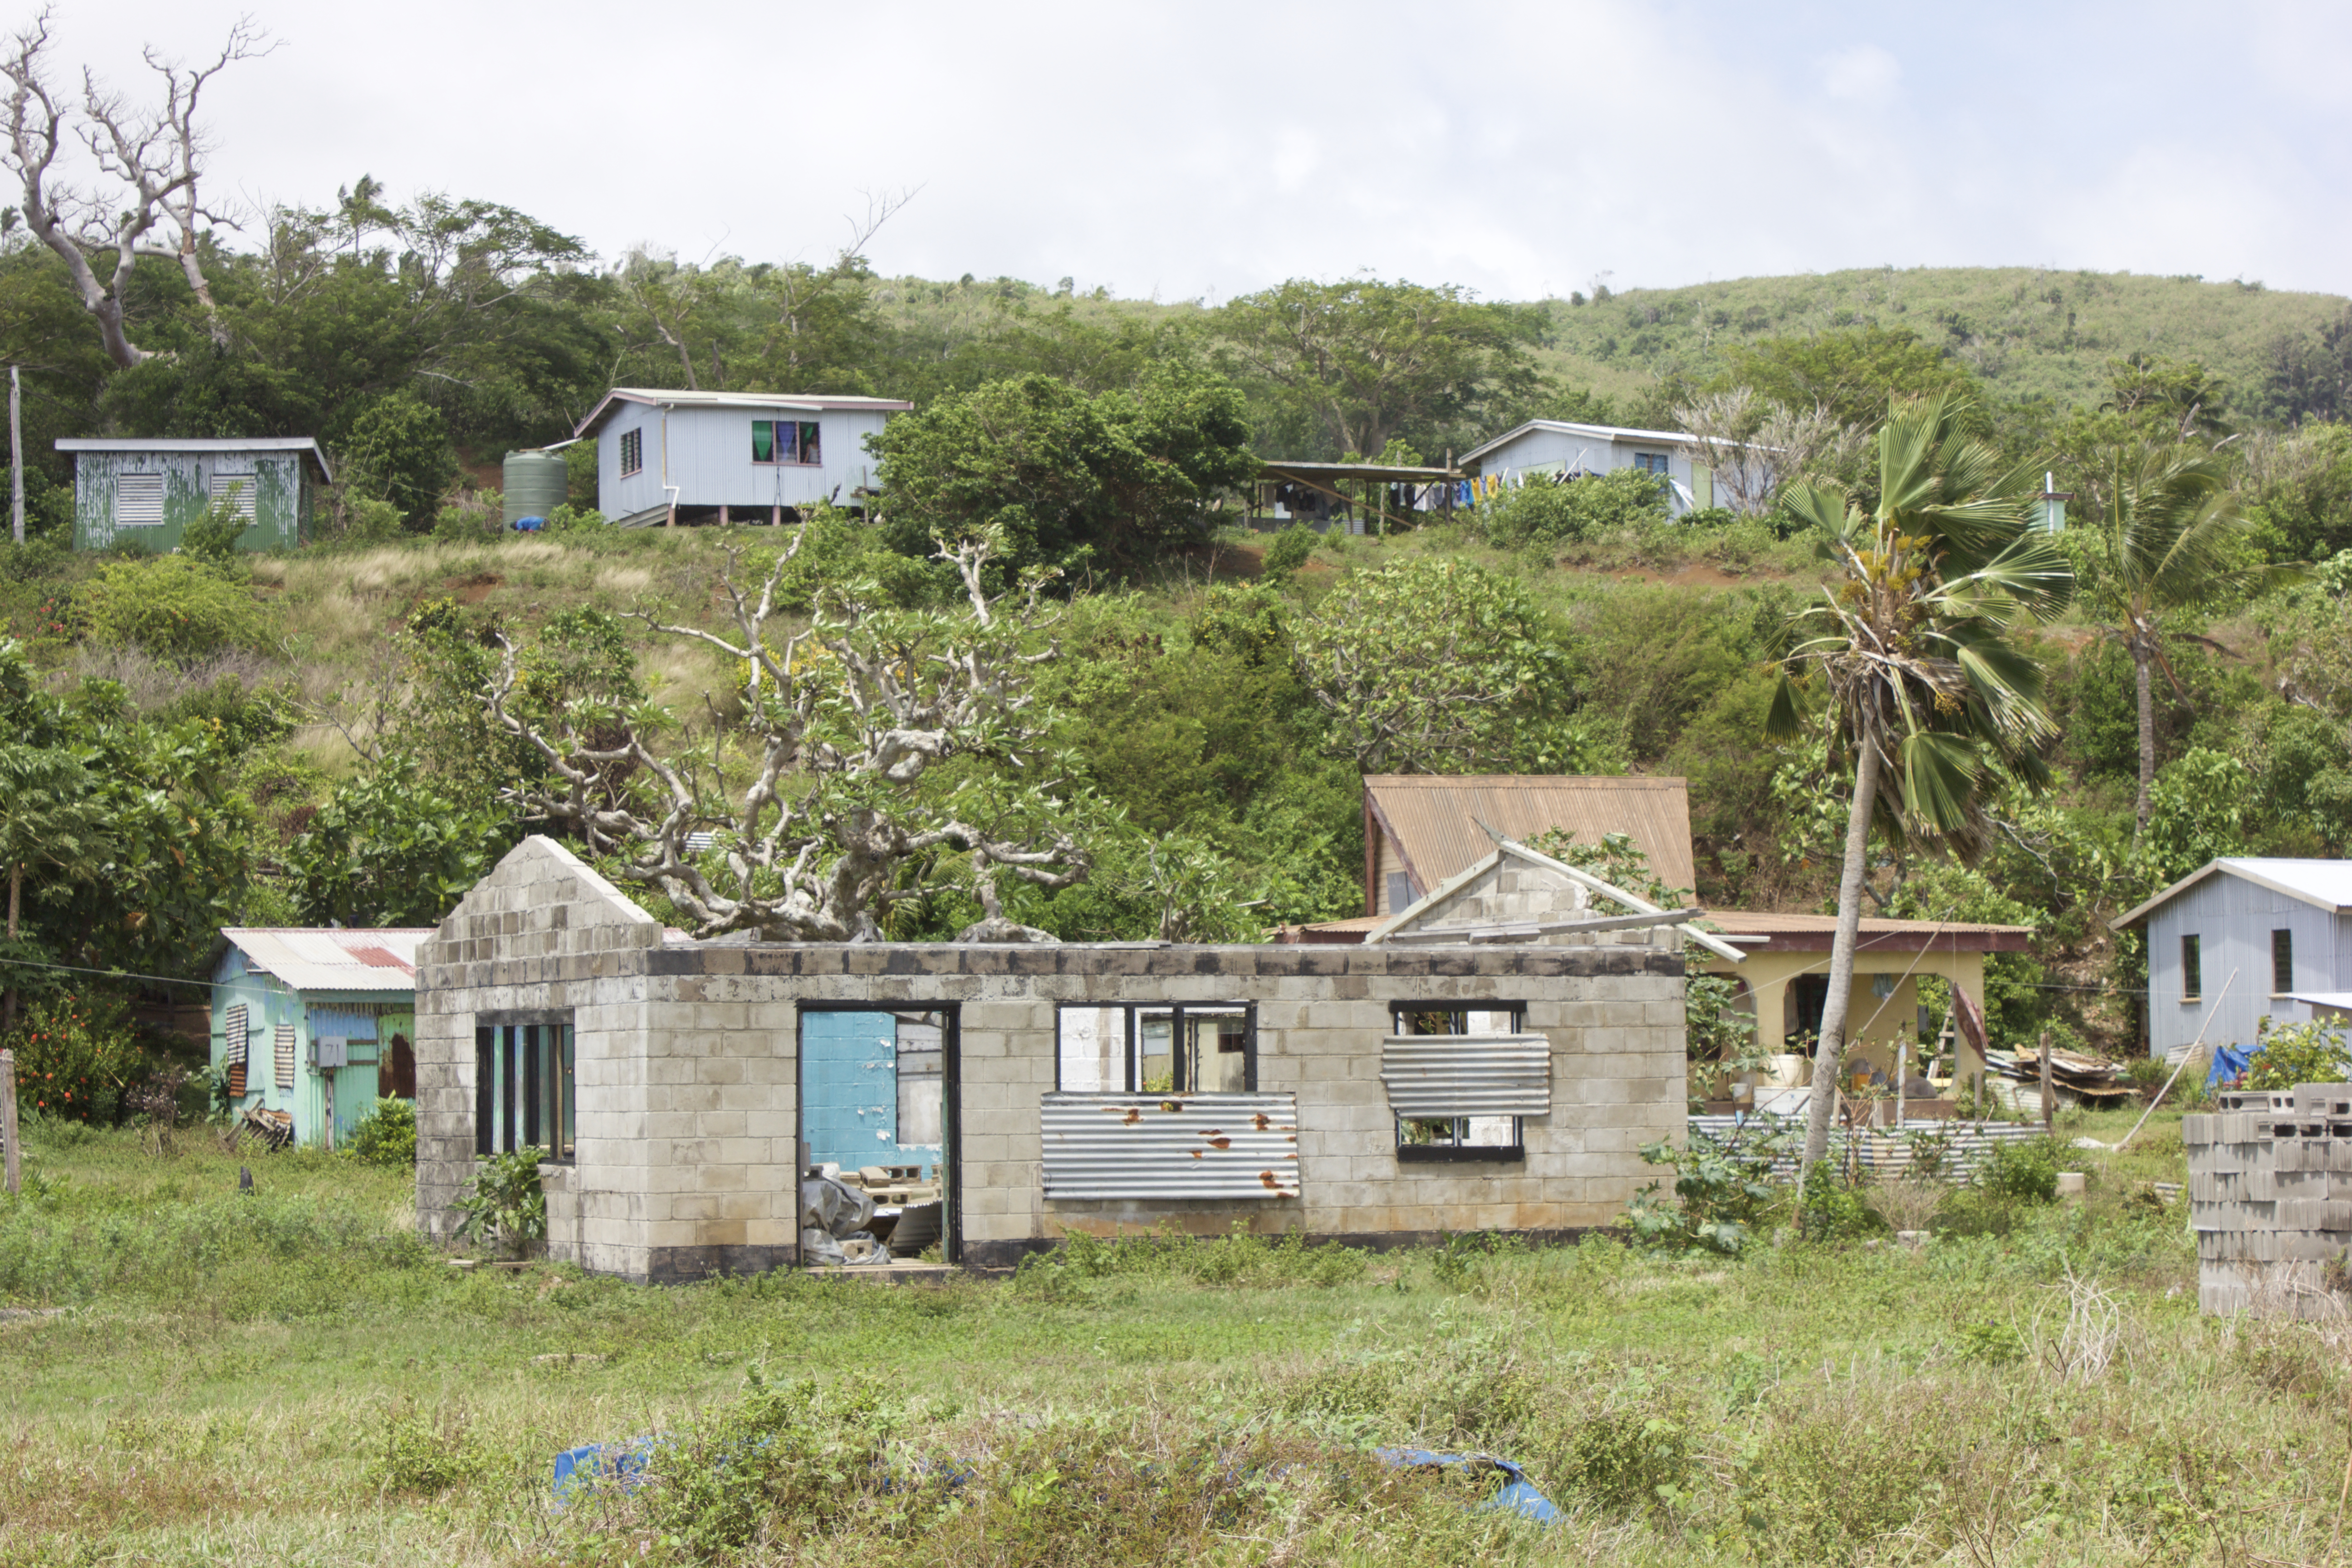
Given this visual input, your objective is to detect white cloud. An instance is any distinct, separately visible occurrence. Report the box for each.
[1820,43,1903,105]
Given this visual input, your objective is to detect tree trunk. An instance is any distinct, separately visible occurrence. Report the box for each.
[2133,630,2156,836]
[1801,731,1883,1176]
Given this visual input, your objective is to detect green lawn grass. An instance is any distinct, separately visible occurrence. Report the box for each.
[1,1108,2345,1566]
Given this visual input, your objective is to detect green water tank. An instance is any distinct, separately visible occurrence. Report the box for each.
[502,448,571,528]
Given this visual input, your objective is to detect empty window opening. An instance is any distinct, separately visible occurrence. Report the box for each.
[475,1019,575,1158]
[1385,871,1416,913]
[2182,935,2202,1001]
[752,419,823,466]
[1392,1002,1526,1161]
[114,473,164,527]
[1055,1004,1256,1093]
[2274,929,2294,996]
[619,427,644,476]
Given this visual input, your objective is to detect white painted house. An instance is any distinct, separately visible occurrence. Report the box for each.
[575,388,914,529]
[1459,420,1715,517]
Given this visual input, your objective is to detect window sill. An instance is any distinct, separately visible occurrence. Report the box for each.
[750,460,823,468]
[2181,998,2204,1004]
[1396,1145,1525,1165]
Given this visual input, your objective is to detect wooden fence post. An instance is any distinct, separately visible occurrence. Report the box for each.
[1,1047,18,1196]
[2038,1029,2054,1132]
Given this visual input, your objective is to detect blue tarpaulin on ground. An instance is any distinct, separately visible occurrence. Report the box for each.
[1373,1447,1563,1526]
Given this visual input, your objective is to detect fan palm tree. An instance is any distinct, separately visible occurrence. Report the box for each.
[1769,394,2074,1176]
[2074,444,2298,833]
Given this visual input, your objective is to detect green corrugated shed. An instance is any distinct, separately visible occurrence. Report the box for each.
[59,438,333,553]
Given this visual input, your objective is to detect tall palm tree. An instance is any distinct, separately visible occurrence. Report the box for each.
[2075,444,2297,833]
[1770,394,2073,1176]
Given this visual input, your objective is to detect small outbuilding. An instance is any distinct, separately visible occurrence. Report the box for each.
[573,387,915,529]
[60,437,331,552]
[2112,858,2352,1061]
[212,928,431,1148]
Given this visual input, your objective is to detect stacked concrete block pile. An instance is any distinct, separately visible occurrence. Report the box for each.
[2185,1082,2352,1318]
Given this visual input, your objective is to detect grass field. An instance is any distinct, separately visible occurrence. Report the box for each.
[2,1106,2348,1566]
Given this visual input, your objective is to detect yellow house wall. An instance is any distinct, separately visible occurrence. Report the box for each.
[1703,949,1987,1084]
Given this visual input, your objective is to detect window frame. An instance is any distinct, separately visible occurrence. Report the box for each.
[1633,451,1670,476]
[1054,1002,1258,1093]
[618,427,644,478]
[113,472,165,528]
[474,1016,577,1161]
[2273,928,2294,997]
[1389,1002,1529,1163]
[750,418,823,467]
[2181,934,2203,1003]
[207,471,259,523]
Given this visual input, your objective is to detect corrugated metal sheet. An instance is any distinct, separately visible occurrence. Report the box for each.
[1041,1093,1299,1199]
[1381,1034,1551,1117]
[1367,775,1696,899]
[1687,1115,2047,1179]
[220,928,431,993]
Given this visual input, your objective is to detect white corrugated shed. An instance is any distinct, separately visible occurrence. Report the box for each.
[219,928,431,993]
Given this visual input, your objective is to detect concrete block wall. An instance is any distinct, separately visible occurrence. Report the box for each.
[1386,856,1678,951]
[418,838,1690,1282]
[2184,1082,2352,1317]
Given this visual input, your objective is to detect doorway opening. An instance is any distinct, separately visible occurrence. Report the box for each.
[796,1007,959,1267]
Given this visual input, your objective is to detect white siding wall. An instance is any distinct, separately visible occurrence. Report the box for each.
[1468,428,1707,515]
[597,402,893,520]
[2146,872,2352,1059]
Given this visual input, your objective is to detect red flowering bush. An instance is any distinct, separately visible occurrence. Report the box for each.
[5,994,140,1122]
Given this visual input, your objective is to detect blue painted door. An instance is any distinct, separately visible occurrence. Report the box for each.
[801,1012,901,1169]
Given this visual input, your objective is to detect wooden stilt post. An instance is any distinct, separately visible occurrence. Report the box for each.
[2038,1029,2054,1131]
[1,1047,17,1196]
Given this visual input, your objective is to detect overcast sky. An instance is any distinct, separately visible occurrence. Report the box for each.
[42,0,2352,303]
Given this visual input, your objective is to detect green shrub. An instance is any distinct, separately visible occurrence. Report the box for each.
[5,994,140,1122]
[338,392,457,530]
[1624,1124,1790,1254]
[178,489,255,567]
[1476,469,1669,547]
[452,1146,546,1257]
[1976,1135,2061,1204]
[1562,1395,1691,1512]
[75,553,275,662]
[2243,1014,2352,1090]
[350,1098,416,1167]
[380,1404,492,1495]
[546,503,607,532]
[1259,523,1315,583]
[1796,1161,1877,1241]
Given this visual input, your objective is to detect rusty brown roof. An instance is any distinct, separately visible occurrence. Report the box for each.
[1366,774,1696,899]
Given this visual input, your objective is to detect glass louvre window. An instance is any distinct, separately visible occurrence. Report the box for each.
[1392,1002,1526,1158]
[475,1020,576,1157]
[619,428,643,476]
[2181,936,2202,1001]
[1054,1004,1255,1092]
[2274,929,2294,995]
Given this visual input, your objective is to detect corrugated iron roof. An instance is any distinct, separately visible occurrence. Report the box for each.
[1457,419,1698,467]
[219,928,431,993]
[2112,857,2352,931]
[574,387,915,438]
[1367,774,1696,901]
[1701,911,2033,953]
[56,436,333,484]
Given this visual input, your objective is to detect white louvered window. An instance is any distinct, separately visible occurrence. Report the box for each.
[114,473,164,527]
[208,472,259,522]
[223,1003,250,1098]
[274,1024,297,1090]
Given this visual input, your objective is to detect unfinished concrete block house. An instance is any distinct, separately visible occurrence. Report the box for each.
[414,837,1693,1281]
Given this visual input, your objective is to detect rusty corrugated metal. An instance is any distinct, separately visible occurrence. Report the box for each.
[1041,1093,1299,1199]
[1381,1035,1552,1117]
[220,929,431,993]
[1366,776,1696,900]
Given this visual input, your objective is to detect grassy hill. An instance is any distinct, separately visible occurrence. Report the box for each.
[1530,266,2347,414]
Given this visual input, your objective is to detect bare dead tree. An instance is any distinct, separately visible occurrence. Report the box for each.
[481,528,1092,942]
[1672,387,1867,515]
[0,8,270,365]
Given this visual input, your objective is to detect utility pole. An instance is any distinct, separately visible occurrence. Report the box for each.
[10,365,22,546]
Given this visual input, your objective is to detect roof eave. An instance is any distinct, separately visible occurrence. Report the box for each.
[2109,858,2351,931]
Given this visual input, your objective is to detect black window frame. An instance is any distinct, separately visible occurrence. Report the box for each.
[474,1015,576,1161]
[2181,934,2203,1002]
[1390,1002,1529,1163]
[1053,1003,1258,1093]
[618,426,643,477]
[2274,928,2294,996]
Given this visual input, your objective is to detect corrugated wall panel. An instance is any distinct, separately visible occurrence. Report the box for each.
[1688,1115,2046,1179]
[1041,1093,1299,1198]
[1380,1034,1551,1117]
